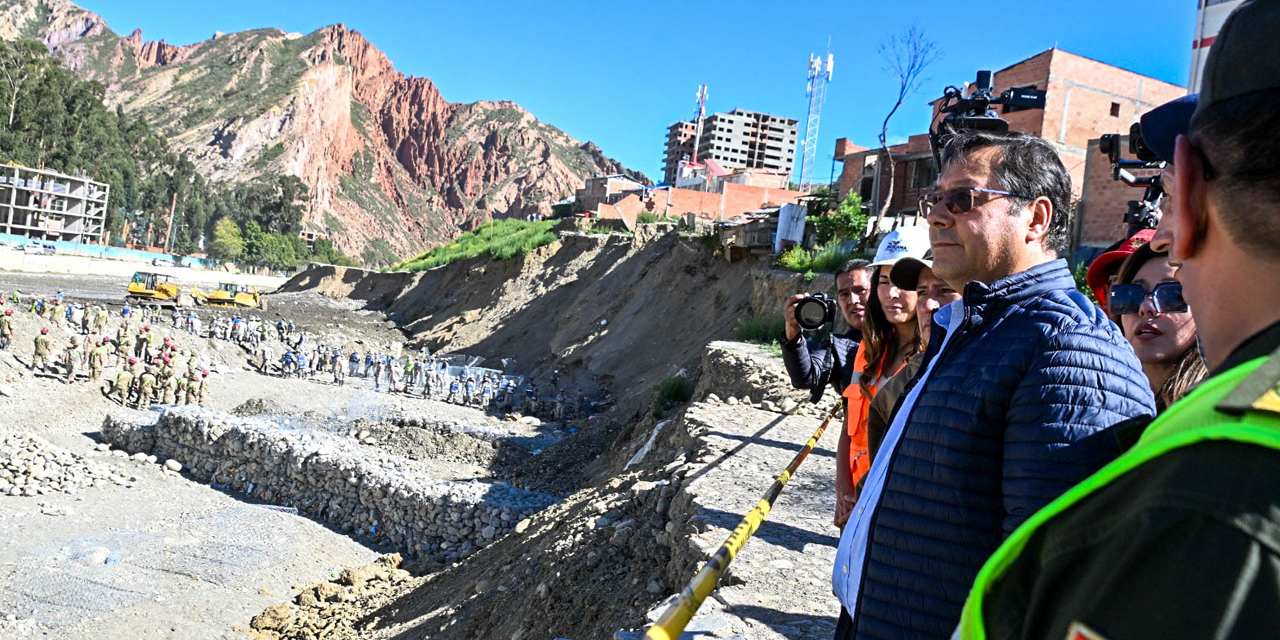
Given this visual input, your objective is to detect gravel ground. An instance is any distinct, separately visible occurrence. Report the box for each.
[0,272,552,639]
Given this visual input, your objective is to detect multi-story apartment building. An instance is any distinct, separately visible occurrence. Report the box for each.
[662,109,798,185]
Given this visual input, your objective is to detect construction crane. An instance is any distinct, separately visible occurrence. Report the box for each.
[797,49,833,192]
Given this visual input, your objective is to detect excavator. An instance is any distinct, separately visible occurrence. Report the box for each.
[191,282,267,310]
[125,272,195,307]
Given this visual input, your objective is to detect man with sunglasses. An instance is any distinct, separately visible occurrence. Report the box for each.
[954,2,1280,638]
[831,121,1156,637]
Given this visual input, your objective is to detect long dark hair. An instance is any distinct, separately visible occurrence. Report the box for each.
[859,265,919,396]
[1115,245,1207,411]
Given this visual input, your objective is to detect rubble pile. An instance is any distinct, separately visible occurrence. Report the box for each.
[246,553,412,639]
[101,407,558,563]
[0,433,131,496]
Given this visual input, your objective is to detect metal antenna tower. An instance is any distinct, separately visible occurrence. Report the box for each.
[797,47,833,191]
[691,84,708,164]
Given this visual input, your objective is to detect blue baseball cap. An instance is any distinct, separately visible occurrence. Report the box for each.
[1139,94,1198,165]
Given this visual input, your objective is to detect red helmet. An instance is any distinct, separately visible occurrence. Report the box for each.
[128,358,137,364]
[202,370,209,377]
[4,309,11,315]
[143,325,150,331]
[40,327,48,334]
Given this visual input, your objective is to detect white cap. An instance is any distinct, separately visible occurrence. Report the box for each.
[868,226,930,268]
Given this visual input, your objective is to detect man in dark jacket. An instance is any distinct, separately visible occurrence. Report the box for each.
[958,4,1280,638]
[831,129,1156,639]
[780,258,871,403]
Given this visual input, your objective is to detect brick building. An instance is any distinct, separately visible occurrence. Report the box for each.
[833,48,1185,251]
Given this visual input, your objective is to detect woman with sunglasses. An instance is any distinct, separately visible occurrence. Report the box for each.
[1110,244,1206,412]
[833,229,926,528]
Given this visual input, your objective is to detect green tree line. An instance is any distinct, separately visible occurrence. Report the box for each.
[0,38,356,269]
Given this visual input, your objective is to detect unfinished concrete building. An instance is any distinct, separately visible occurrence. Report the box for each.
[0,164,109,244]
[663,109,798,185]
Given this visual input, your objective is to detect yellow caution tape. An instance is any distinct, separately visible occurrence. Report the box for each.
[643,400,842,640]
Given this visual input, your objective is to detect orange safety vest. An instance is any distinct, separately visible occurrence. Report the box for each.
[841,341,904,486]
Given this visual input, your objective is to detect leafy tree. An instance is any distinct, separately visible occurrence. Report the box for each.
[210,217,245,261]
[811,191,869,245]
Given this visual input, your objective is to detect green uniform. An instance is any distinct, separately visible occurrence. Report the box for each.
[88,345,107,381]
[63,344,80,383]
[137,373,156,408]
[33,334,50,370]
[112,369,134,405]
[184,372,201,405]
[0,315,12,350]
[959,339,1280,640]
[161,374,179,405]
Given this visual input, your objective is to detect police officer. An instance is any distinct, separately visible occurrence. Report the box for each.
[110,361,136,406]
[0,308,13,350]
[88,337,107,382]
[62,336,81,384]
[32,327,51,372]
[137,365,157,409]
[956,6,1280,638]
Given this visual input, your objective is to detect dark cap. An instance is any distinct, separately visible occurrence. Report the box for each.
[889,251,934,290]
[1198,0,1280,117]
[1139,94,1198,164]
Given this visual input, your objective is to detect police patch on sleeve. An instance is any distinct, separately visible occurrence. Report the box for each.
[1065,621,1109,640]
[1252,381,1280,415]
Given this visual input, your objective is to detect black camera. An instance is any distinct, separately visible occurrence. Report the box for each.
[1099,122,1166,235]
[929,71,1048,166]
[794,293,836,331]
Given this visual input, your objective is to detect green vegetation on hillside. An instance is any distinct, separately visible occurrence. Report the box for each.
[0,38,357,269]
[775,242,869,274]
[395,218,557,272]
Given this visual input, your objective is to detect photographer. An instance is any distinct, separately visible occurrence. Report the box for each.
[831,129,1154,639]
[780,258,871,402]
[956,2,1280,637]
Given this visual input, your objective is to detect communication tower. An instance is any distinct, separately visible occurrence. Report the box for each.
[691,84,708,164]
[797,49,833,191]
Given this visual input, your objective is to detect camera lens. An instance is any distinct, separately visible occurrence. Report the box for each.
[795,298,827,331]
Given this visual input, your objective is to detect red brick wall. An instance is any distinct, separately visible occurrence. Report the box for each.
[1077,136,1161,247]
[639,184,805,220]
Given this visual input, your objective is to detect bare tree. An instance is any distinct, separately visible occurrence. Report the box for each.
[870,27,939,239]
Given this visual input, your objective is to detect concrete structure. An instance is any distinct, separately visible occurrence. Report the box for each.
[0,164,109,244]
[574,174,647,213]
[833,48,1186,249]
[662,121,698,184]
[664,109,798,185]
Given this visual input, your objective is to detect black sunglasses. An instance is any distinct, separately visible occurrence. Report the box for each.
[917,187,1036,217]
[1109,282,1189,315]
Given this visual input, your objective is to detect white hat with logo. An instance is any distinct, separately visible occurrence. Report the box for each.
[868,225,930,268]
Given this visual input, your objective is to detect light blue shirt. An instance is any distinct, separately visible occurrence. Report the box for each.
[832,300,964,613]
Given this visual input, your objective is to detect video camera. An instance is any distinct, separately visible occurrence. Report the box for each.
[1098,122,1165,235]
[929,70,1047,167]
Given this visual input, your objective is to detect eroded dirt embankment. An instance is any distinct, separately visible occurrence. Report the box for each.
[243,341,840,640]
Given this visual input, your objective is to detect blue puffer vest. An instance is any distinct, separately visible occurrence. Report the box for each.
[852,259,1156,639]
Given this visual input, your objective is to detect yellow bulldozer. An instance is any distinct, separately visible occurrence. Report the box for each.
[192,282,267,310]
[125,271,195,307]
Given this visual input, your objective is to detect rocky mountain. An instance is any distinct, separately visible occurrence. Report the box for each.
[0,0,646,263]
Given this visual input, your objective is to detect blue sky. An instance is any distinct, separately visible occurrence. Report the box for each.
[84,0,1197,183]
